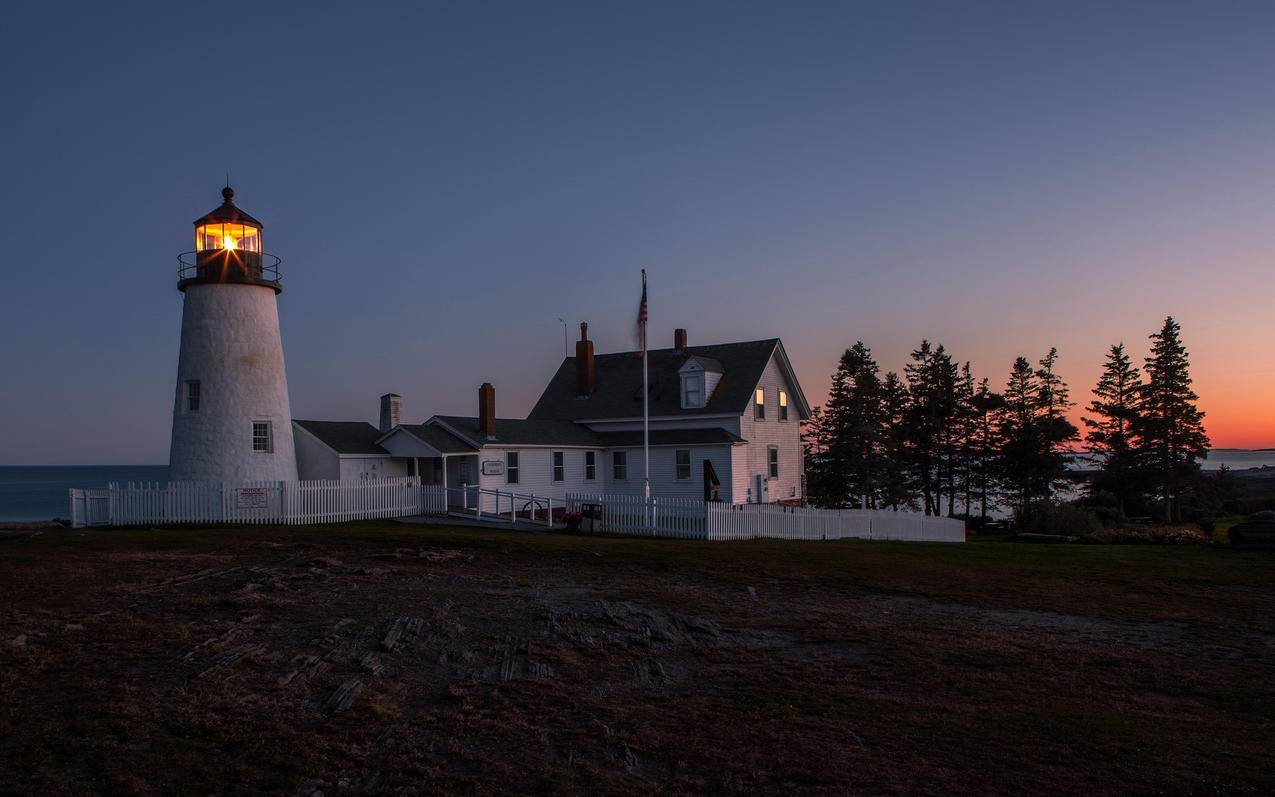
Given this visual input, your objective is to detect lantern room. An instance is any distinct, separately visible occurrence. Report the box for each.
[178,186,282,293]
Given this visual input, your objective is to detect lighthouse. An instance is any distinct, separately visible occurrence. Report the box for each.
[168,186,298,482]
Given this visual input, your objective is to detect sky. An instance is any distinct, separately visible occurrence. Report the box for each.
[2,1,1274,465]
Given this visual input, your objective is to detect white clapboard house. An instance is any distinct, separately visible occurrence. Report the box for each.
[292,326,810,508]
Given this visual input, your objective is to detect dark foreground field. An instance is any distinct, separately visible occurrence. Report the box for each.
[1,525,1272,795]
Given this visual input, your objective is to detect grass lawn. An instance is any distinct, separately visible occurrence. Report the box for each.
[1,524,1272,795]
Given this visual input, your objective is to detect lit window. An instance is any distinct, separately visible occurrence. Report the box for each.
[585,451,596,480]
[186,380,200,413]
[675,449,691,481]
[552,451,565,482]
[755,388,766,420]
[613,451,628,481]
[779,390,789,421]
[768,446,779,479]
[506,452,520,484]
[196,222,261,253]
[252,421,272,453]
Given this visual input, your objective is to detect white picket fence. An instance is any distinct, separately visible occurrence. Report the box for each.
[69,478,449,528]
[566,493,965,543]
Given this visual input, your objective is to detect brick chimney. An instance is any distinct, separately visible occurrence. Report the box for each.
[674,328,688,350]
[575,322,595,396]
[478,383,496,438]
[378,393,401,433]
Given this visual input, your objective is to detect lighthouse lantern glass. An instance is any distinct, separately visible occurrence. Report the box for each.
[196,222,261,254]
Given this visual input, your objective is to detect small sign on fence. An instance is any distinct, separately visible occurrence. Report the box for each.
[234,487,268,509]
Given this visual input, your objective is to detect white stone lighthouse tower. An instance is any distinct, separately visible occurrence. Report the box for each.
[168,186,298,482]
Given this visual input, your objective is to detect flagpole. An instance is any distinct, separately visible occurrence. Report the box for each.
[641,269,651,502]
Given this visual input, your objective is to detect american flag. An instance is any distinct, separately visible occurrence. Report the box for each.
[635,269,648,354]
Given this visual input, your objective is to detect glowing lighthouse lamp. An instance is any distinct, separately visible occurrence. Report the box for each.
[169,186,297,483]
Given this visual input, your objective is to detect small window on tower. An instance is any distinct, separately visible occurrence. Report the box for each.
[252,421,272,453]
[186,381,200,412]
[755,388,766,420]
[779,390,789,421]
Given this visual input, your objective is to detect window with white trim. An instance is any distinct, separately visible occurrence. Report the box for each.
[612,451,628,481]
[675,449,691,481]
[681,373,704,409]
[506,451,520,484]
[252,421,272,453]
[585,451,596,480]
[552,451,564,482]
[779,389,789,421]
[186,380,200,412]
[755,388,766,420]
[768,446,779,478]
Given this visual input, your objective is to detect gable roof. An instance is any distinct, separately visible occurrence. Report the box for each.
[293,420,388,455]
[680,355,723,373]
[431,415,606,448]
[528,338,810,422]
[391,423,477,454]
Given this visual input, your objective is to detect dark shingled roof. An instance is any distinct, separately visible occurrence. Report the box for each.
[527,339,781,422]
[433,416,606,448]
[293,420,387,455]
[597,428,745,448]
[395,423,478,454]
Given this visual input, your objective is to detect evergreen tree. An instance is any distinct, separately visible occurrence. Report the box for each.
[952,362,978,517]
[968,377,1005,519]
[801,406,840,508]
[1132,317,1210,522]
[878,371,915,511]
[1083,343,1142,512]
[996,356,1042,519]
[804,342,886,508]
[1036,347,1080,487]
[904,341,959,515]
[995,350,1075,520]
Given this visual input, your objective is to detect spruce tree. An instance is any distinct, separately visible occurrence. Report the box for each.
[1132,317,1210,522]
[997,356,1042,519]
[968,378,1005,519]
[904,341,958,515]
[1036,347,1080,491]
[878,371,914,511]
[994,350,1075,521]
[809,342,886,508]
[1083,343,1142,512]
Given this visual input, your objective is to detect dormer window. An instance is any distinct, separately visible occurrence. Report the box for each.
[678,355,722,410]
[681,372,704,409]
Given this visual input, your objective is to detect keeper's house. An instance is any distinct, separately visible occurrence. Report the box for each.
[292,327,810,506]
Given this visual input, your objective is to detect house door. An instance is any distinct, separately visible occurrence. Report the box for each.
[753,474,769,504]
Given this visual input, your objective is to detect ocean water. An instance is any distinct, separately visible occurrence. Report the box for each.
[1067,449,1275,472]
[0,466,169,522]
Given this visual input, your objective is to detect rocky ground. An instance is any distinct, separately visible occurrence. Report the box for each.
[1,524,1272,795]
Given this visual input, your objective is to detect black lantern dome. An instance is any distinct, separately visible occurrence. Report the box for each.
[178,186,281,293]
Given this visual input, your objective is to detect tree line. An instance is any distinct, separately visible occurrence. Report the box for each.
[802,316,1210,524]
